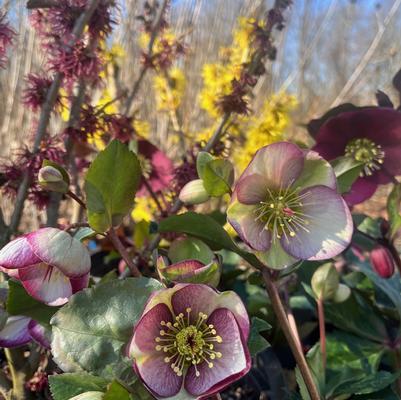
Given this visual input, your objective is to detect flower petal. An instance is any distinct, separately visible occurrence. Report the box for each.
[27,228,91,277]
[18,263,72,306]
[134,354,183,398]
[236,174,268,204]
[171,285,249,339]
[28,320,51,349]
[184,308,250,397]
[293,150,337,190]
[257,240,299,270]
[343,177,378,206]
[238,142,304,190]
[70,273,90,294]
[0,236,41,269]
[129,303,173,356]
[281,186,353,260]
[0,316,31,347]
[227,200,271,252]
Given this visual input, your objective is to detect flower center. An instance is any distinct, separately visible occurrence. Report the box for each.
[344,138,385,177]
[155,308,223,377]
[254,186,311,241]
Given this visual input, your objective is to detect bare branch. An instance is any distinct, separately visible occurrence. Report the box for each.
[26,0,58,9]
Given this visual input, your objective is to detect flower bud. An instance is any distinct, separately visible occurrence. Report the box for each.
[333,284,351,303]
[38,166,69,193]
[179,179,209,205]
[370,245,395,279]
[311,263,339,301]
[157,256,221,287]
[168,237,214,265]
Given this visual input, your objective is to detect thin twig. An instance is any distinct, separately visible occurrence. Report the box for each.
[262,269,320,400]
[330,0,401,107]
[108,227,142,277]
[66,190,87,209]
[27,0,58,9]
[143,180,165,215]
[3,0,102,246]
[123,0,169,115]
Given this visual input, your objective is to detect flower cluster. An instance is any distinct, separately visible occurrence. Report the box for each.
[0,11,15,68]
[153,67,186,111]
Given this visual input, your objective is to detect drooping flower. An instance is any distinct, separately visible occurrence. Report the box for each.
[227,142,353,269]
[0,316,51,348]
[313,108,401,205]
[136,138,174,196]
[0,228,90,306]
[128,284,250,399]
[370,245,395,279]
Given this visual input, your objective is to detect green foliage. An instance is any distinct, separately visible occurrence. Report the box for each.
[331,156,363,194]
[248,317,271,356]
[387,183,401,238]
[84,140,141,232]
[203,159,234,196]
[7,280,57,326]
[51,277,163,382]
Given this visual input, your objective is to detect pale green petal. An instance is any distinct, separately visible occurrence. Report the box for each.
[256,240,299,270]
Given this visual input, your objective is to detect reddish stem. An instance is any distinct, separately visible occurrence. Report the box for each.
[66,190,87,209]
[317,298,326,371]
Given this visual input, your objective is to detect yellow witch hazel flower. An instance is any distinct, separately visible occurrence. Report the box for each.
[199,17,261,118]
[153,68,186,111]
[235,92,297,170]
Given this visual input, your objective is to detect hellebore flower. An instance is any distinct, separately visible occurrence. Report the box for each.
[227,142,353,269]
[128,284,250,399]
[0,228,90,306]
[313,108,401,205]
[0,316,51,349]
[136,138,174,196]
[370,245,395,279]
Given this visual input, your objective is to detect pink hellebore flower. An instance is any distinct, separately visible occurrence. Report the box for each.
[227,142,353,269]
[313,108,401,205]
[0,228,90,306]
[128,284,250,399]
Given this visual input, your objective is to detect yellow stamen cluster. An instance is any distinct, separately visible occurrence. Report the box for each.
[155,308,223,378]
[345,138,385,177]
[254,185,312,242]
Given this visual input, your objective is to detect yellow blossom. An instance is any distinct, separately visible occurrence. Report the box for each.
[153,68,186,111]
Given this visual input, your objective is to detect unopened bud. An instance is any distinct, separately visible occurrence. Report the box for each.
[168,237,214,265]
[370,245,395,279]
[333,284,351,303]
[311,263,339,301]
[38,166,69,193]
[179,179,210,205]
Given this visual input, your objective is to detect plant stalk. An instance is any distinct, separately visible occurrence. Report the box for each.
[317,298,326,370]
[262,269,320,400]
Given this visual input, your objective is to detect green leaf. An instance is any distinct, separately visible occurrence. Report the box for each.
[103,381,131,400]
[49,373,108,400]
[73,227,97,242]
[203,159,234,197]
[84,140,141,232]
[51,277,163,381]
[248,317,271,356]
[196,151,214,179]
[387,183,401,238]
[69,392,104,400]
[6,280,57,326]
[331,156,363,194]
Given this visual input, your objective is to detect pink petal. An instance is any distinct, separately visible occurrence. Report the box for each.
[0,236,41,269]
[0,316,31,347]
[343,177,378,206]
[27,228,91,277]
[0,266,20,278]
[236,174,268,204]
[171,285,250,340]
[28,320,51,349]
[227,201,271,252]
[18,263,73,306]
[70,273,90,294]
[281,186,353,260]
[129,303,173,356]
[133,354,183,398]
[238,142,304,190]
[184,308,250,397]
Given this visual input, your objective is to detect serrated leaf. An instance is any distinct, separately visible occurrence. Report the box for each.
[6,280,57,326]
[248,317,271,356]
[103,380,131,400]
[51,277,163,381]
[49,373,108,400]
[387,183,401,238]
[331,156,364,194]
[84,140,141,232]
[203,159,234,196]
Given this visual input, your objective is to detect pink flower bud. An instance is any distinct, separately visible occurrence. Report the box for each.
[370,246,395,279]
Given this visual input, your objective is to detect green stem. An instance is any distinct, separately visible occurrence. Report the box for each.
[317,298,326,371]
[4,348,28,400]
